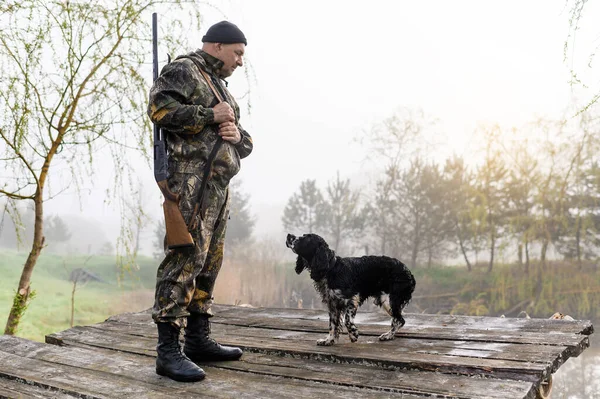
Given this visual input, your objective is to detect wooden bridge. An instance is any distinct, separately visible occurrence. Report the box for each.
[0,304,594,398]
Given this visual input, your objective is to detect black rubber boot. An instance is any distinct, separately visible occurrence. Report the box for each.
[156,322,206,382]
[184,314,243,362]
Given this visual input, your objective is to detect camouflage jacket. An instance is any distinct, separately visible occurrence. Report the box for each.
[148,50,253,188]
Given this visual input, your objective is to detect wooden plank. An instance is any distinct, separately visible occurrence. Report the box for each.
[47,324,551,383]
[0,351,167,399]
[106,306,595,336]
[0,336,425,399]
[0,375,83,399]
[83,319,568,372]
[187,333,551,383]
[211,324,569,372]
[105,310,591,358]
[42,328,536,399]
[204,352,536,399]
[211,316,590,356]
[211,305,595,336]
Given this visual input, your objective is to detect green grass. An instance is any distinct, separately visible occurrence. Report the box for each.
[0,251,158,341]
[410,261,600,321]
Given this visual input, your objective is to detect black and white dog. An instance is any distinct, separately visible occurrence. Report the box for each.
[286,233,416,346]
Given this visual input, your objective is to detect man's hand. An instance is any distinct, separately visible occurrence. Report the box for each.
[219,121,241,144]
[213,102,235,124]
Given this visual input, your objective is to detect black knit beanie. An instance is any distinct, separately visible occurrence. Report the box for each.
[202,21,247,46]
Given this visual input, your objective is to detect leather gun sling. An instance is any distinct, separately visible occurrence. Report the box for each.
[187,58,226,230]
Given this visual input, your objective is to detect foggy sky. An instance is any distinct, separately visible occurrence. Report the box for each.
[38,0,599,255]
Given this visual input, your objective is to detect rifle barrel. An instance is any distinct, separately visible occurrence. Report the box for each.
[152,13,158,82]
[152,13,168,183]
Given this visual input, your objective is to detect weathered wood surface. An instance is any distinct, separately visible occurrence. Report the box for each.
[0,305,594,398]
[0,373,82,399]
[41,326,536,398]
[2,335,425,399]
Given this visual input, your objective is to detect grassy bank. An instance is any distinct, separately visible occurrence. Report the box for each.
[0,251,157,341]
[409,261,600,322]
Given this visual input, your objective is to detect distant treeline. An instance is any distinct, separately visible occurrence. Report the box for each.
[282,113,600,273]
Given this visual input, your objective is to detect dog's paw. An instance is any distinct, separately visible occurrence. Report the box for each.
[317,337,335,346]
[378,332,395,341]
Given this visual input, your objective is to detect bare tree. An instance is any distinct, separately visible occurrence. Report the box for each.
[552,114,600,266]
[45,215,72,253]
[358,107,437,170]
[320,172,365,252]
[442,156,476,271]
[226,179,256,246]
[152,218,167,260]
[560,161,600,266]
[358,107,438,258]
[365,165,398,256]
[0,0,203,335]
[504,143,539,274]
[473,125,508,273]
[390,159,452,268]
[121,182,149,263]
[282,180,326,235]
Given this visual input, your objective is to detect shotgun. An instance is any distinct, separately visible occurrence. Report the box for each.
[152,12,194,250]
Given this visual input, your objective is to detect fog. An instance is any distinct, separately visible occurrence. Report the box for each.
[1,2,599,397]
[0,0,592,258]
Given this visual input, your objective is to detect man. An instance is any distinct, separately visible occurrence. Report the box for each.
[147,21,253,382]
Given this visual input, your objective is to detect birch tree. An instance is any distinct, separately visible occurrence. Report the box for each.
[0,0,204,335]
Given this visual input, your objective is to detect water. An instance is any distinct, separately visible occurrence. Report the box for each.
[552,338,600,399]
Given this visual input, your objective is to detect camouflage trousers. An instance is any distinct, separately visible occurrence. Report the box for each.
[152,172,230,328]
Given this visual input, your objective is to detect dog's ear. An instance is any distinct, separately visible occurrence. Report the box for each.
[295,256,307,274]
[309,246,331,281]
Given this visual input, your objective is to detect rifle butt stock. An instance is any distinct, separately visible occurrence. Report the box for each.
[157,180,194,249]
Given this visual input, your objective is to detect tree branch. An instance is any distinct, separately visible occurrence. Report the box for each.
[0,128,39,185]
[0,189,34,200]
